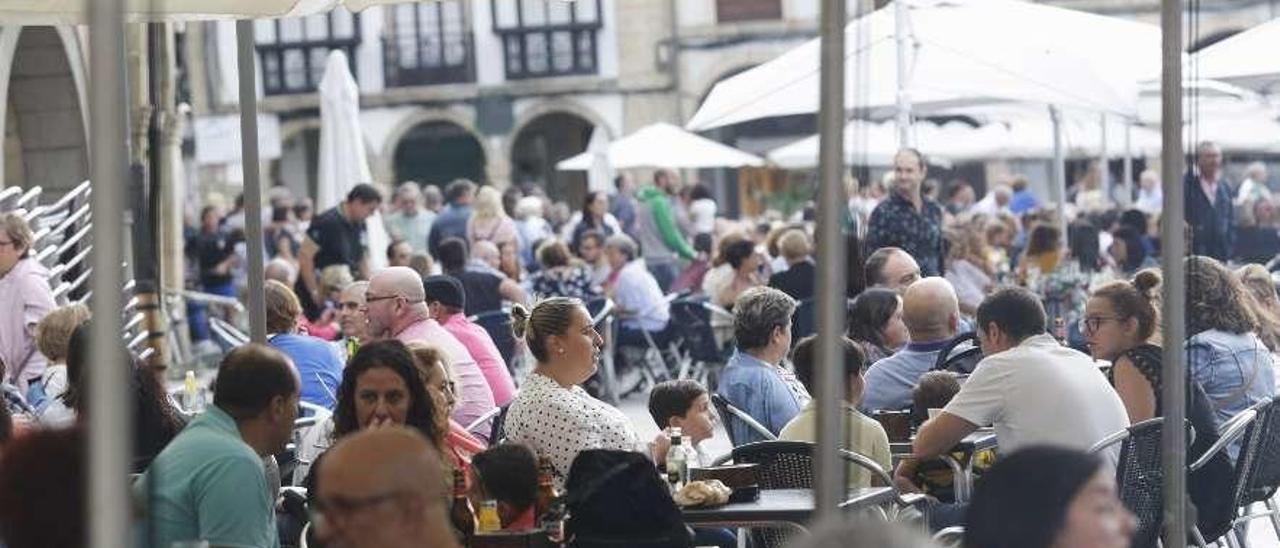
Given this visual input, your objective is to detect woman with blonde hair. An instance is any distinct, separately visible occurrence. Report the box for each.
[406,342,487,467]
[32,303,90,412]
[1235,263,1280,359]
[945,223,996,315]
[467,185,519,252]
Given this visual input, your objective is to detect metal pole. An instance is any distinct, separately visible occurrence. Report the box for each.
[1049,106,1068,238]
[1159,0,1187,544]
[893,0,911,147]
[815,0,848,519]
[237,20,267,343]
[1099,113,1110,202]
[87,0,132,545]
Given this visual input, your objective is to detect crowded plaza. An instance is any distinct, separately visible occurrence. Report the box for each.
[1,0,1280,547]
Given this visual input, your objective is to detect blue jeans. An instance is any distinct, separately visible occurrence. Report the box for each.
[645,258,681,293]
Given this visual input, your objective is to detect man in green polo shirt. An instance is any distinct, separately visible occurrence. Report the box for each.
[137,344,300,548]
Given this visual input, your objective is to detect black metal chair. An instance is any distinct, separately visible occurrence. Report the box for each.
[469,308,518,374]
[1225,396,1280,543]
[1089,417,1172,548]
[1190,402,1265,547]
[791,298,816,344]
[669,296,732,387]
[710,393,777,448]
[931,332,982,375]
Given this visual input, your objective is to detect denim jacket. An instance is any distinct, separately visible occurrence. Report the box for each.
[1186,329,1276,459]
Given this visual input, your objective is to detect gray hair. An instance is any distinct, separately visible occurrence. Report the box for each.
[604,234,638,261]
[422,184,443,208]
[0,213,34,256]
[395,181,422,200]
[733,286,797,351]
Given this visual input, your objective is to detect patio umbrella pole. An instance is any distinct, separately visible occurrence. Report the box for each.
[814,0,848,519]
[893,0,911,147]
[1049,106,1068,241]
[1123,124,1134,207]
[1159,0,1187,544]
[236,20,267,343]
[87,0,132,545]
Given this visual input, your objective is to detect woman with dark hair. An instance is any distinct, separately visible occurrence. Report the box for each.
[526,238,600,301]
[59,322,186,471]
[332,339,442,445]
[1016,223,1063,281]
[965,446,1135,548]
[1107,227,1148,274]
[1185,256,1277,450]
[0,427,86,548]
[847,288,908,366]
[567,190,622,253]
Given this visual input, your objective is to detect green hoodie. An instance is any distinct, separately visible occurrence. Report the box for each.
[637,186,696,260]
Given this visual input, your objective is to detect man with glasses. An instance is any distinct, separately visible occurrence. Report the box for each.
[0,212,56,395]
[314,427,460,548]
[333,281,369,361]
[364,267,495,431]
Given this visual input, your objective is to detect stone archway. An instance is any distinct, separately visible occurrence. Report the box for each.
[392,119,488,190]
[1,26,88,197]
[508,111,596,207]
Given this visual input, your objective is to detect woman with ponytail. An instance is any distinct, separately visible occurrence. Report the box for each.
[1082,269,1165,422]
[502,297,640,488]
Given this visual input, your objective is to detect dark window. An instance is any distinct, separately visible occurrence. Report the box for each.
[255,11,361,96]
[716,0,782,22]
[383,1,474,87]
[490,0,602,80]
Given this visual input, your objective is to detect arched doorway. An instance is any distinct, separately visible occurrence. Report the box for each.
[5,27,88,197]
[510,112,593,206]
[273,127,320,201]
[393,120,486,188]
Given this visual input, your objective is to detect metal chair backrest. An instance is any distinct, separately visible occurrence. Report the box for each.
[710,393,777,447]
[670,297,725,364]
[469,309,517,369]
[1188,404,1263,544]
[1091,417,1167,548]
[1234,397,1280,506]
[932,332,983,374]
[731,440,815,489]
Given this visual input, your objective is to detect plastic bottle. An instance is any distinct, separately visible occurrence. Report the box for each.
[666,427,688,492]
[183,371,204,413]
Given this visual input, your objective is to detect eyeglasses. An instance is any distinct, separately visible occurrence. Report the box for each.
[1078,316,1122,334]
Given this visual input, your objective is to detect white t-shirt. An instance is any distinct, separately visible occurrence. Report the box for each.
[944,334,1130,465]
[689,199,717,234]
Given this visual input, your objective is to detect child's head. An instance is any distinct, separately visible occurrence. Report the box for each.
[791,335,867,405]
[470,444,538,528]
[911,371,962,427]
[647,380,716,445]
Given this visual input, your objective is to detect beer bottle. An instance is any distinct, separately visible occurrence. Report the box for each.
[449,468,476,542]
[477,500,502,533]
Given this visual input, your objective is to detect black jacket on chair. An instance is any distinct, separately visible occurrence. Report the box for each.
[767,260,816,301]
[1184,173,1235,261]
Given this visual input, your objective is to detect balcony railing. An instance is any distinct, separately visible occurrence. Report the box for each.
[256,13,362,96]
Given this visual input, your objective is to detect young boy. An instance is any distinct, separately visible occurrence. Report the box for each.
[647,379,717,466]
[469,444,539,530]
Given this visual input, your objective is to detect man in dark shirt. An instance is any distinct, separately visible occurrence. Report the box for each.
[189,205,238,297]
[1184,141,1235,261]
[865,149,945,276]
[427,179,476,259]
[436,237,525,317]
[297,184,382,319]
[767,228,815,301]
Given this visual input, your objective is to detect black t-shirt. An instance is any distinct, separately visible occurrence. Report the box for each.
[190,230,234,288]
[306,207,367,273]
[452,268,504,316]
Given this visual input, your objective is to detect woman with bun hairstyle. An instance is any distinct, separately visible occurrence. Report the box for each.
[1082,269,1166,422]
[502,297,640,488]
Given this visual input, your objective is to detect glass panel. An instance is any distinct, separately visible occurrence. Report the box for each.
[492,0,517,29]
[575,0,598,23]
[310,48,329,84]
[279,17,304,42]
[520,0,547,26]
[524,32,548,74]
[261,52,280,91]
[577,32,594,70]
[421,35,442,67]
[304,13,329,41]
[504,35,523,75]
[547,1,571,24]
[283,49,307,90]
[394,4,416,35]
[332,10,355,39]
[551,31,573,72]
[444,33,466,65]
[442,0,465,32]
[419,3,439,33]
[255,20,276,43]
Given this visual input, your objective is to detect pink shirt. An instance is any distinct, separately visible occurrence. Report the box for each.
[0,258,56,391]
[440,314,516,406]
[395,318,496,434]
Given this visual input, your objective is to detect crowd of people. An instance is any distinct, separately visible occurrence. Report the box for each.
[0,138,1276,547]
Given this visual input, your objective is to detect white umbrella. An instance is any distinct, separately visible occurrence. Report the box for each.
[556,123,764,171]
[583,126,615,193]
[1193,18,1280,94]
[767,120,964,168]
[687,0,1159,132]
[317,49,388,270]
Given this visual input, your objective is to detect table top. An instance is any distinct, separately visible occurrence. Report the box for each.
[890,429,998,457]
[681,487,896,526]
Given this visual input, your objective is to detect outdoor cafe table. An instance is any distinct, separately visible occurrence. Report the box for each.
[890,429,998,503]
[681,487,896,532]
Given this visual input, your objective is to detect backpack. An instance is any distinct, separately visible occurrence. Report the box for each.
[564,450,693,548]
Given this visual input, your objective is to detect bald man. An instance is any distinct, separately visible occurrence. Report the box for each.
[314,427,460,548]
[365,267,496,434]
[861,277,961,411]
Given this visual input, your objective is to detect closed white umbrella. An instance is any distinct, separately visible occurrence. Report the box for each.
[317,49,388,270]
[556,123,764,171]
[687,0,1159,132]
